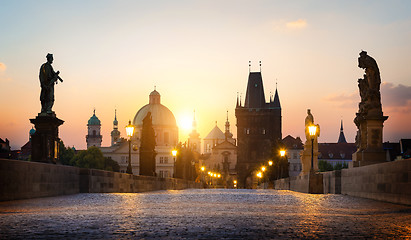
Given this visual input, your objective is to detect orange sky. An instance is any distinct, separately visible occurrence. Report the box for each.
[1,1,410,150]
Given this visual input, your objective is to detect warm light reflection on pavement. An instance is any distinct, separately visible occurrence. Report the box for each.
[0,189,410,239]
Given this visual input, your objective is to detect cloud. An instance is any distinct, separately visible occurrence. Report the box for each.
[381,82,411,107]
[0,62,12,82]
[0,62,6,71]
[323,92,357,109]
[323,82,411,111]
[286,19,307,29]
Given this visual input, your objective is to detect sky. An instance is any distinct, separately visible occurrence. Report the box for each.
[1,0,411,150]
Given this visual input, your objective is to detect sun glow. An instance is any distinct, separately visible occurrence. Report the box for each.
[177,114,193,131]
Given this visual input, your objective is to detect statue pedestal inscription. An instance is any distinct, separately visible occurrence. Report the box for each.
[30,115,64,163]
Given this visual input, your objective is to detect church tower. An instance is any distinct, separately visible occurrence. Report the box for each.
[86,109,102,148]
[111,109,121,146]
[337,120,347,143]
[235,63,282,188]
[188,110,201,153]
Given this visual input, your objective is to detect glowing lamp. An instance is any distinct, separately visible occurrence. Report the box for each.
[309,125,317,137]
[172,149,177,157]
[125,120,135,138]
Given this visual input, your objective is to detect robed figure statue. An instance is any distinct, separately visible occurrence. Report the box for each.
[39,53,63,114]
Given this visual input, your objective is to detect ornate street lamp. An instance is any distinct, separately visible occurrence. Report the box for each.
[268,160,273,166]
[308,125,317,172]
[125,120,135,174]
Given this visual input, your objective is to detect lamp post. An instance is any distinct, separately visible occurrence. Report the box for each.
[172,149,177,178]
[279,149,286,179]
[125,120,135,174]
[308,125,317,173]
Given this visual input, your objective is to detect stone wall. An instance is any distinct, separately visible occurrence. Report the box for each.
[0,159,202,202]
[0,159,79,201]
[322,170,341,194]
[80,168,202,193]
[274,173,323,193]
[341,159,410,205]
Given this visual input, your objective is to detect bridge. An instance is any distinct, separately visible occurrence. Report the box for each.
[0,159,410,238]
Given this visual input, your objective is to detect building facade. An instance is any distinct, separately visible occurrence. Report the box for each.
[282,135,304,177]
[100,89,178,177]
[235,70,282,188]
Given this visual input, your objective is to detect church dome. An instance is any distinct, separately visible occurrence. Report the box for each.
[88,110,101,125]
[133,90,176,127]
[29,127,36,136]
[204,125,225,140]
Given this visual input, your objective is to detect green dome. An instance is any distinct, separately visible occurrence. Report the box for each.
[29,127,36,135]
[88,111,101,125]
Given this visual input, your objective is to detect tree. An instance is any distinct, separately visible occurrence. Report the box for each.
[59,140,75,166]
[139,112,157,176]
[72,146,105,170]
[318,160,334,172]
[104,157,120,172]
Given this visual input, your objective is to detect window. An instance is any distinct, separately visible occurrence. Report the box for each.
[164,157,168,163]
[293,153,298,159]
[262,129,266,134]
[160,157,164,164]
[246,128,250,135]
[93,130,96,136]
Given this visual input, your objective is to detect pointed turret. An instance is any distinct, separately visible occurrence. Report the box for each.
[244,72,266,108]
[236,92,239,108]
[337,120,347,143]
[272,87,281,109]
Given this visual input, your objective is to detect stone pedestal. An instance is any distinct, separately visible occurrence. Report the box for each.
[352,114,388,167]
[301,139,319,173]
[30,114,64,163]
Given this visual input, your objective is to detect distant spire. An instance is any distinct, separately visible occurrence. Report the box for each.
[249,61,251,72]
[236,92,239,108]
[115,109,117,121]
[154,85,156,91]
[215,121,217,126]
[337,119,347,143]
[270,91,272,102]
[259,60,262,72]
[226,110,229,121]
[239,93,242,107]
[93,108,96,115]
[192,109,197,129]
[225,111,230,140]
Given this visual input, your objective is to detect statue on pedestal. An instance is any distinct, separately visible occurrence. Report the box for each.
[30,53,64,164]
[39,53,63,115]
[352,51,388,166]
[301,109,320,173]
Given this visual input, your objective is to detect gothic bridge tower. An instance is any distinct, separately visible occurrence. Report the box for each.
[235,64,282,188]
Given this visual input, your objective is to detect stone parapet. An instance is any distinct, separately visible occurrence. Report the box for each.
[0,159,202,201]
[341,159,411,205]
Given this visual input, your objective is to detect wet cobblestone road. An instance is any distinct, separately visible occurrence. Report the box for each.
[0,189,410,239]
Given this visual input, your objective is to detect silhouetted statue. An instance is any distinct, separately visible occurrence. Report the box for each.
[353,51,388,166]
[356,51,382,116]
[39,53,63,114]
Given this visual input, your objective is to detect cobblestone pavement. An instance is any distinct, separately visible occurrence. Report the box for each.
[0,189,410,239]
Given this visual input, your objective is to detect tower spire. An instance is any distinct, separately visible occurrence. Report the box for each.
[236,92,239,108]
[337,119,347,143]
[259,60,262,72]
[249,61,251,73]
